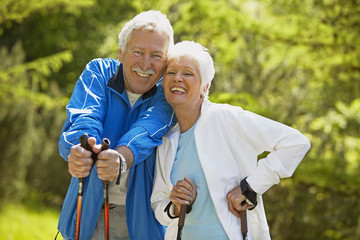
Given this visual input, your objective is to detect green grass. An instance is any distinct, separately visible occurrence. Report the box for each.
[0,202,61,240]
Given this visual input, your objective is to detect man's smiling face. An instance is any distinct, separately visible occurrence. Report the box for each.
[118,29,169,94]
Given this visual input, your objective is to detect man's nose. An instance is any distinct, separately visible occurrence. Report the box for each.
[139,54,153,71]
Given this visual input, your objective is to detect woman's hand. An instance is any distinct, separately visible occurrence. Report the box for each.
[169,177,197,216]
[227,185,254,218]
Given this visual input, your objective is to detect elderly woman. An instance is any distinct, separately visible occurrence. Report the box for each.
[150,41,311,240]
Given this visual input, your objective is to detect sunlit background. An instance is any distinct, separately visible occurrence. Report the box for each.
[1,0,359,239]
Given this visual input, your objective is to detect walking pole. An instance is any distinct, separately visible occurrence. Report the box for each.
[176,205,188,240]
[240,200,248,240]
[240,210,247,240]
[77,134,97,240]
[74,176,83,240]
[100,138,110,240]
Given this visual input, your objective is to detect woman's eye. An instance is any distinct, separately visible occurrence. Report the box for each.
[166,71,175,75]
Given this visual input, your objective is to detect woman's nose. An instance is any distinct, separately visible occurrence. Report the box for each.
[174,73,183,82]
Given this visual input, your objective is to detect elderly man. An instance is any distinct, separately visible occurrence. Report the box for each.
[57,11,176,240]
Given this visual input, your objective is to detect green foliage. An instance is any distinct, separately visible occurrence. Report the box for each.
[0,0,359,239]
[0,202,60,240]
[264,180,360,240]
[0,1,75,206]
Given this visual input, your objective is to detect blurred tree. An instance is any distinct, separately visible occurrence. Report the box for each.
[166,0,360,239]
[0,0,359,238]
[0,0,93,207]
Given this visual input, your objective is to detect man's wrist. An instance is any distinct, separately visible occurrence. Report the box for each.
[118,152,127,173]
[115,152,127,185]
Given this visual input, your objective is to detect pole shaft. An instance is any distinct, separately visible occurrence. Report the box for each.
[177,205,187,240]
[240,210,248,240]
[101,138,110,240]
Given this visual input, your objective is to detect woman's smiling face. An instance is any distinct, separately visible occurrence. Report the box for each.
[163,55,202,109]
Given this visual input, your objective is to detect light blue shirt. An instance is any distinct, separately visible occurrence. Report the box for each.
[170,123,228,240]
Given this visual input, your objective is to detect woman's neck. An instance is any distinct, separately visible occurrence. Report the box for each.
[174,99,203,133]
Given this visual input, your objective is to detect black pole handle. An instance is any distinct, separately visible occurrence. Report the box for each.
[79,134,97,161]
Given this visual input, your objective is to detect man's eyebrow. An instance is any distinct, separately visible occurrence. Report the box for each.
[152,50,165,54]
[131,46,143,50]
[131,46,164,54]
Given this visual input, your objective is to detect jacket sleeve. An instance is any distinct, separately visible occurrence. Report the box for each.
[117,83,177,166]
[58,59,108,161]
[150,145,177,227]
[235,109,311,194]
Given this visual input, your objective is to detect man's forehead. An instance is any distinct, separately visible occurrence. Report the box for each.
[128,29,169,48]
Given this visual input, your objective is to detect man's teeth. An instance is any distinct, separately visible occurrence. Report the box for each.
[171,87,186,93]
[137,72,151,77]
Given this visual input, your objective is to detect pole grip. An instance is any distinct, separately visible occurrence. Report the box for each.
[79,134,97,161]
[75,134,91,240]
[101,138,110,151]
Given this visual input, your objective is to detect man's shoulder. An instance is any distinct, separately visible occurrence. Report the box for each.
[83,58,120,81]
[88,58,119,68]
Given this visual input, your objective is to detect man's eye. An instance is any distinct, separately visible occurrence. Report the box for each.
[133,51,142,56]
[152,54,162,60]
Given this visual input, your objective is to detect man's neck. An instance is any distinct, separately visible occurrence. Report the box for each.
[126,90,142,108]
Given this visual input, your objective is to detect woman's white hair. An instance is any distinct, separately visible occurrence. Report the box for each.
[167,41,215,98]
[118,10,174,51]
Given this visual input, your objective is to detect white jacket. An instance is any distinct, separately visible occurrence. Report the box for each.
[151,99,311,240]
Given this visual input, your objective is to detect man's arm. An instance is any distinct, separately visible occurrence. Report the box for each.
[59,59,112,161]
[116,83,176,167]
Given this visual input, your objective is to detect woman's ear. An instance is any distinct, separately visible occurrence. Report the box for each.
[201,83,210,97]
[205,83,210,92]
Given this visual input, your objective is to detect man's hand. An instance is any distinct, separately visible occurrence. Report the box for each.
[169,177,197,216]
[68,136,120,181]
[68,137,98,178]
[227,185,254,218]
[95,148,120,181]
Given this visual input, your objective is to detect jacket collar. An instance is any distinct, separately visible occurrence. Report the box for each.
[107,63,157,100]
[166,99,211,137]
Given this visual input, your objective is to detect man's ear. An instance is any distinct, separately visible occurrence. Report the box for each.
[117,49,123,63]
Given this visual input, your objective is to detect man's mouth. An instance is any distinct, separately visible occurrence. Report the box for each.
[136,72,151,77]
[133,67,155,78]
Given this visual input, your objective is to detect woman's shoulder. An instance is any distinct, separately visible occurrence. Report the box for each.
[204,100,245,117]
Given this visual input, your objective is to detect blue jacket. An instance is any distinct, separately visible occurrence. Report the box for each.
[57,58,176,240]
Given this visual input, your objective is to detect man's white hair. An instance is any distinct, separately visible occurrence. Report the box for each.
[167,41,215,98]
[118,10,174,51]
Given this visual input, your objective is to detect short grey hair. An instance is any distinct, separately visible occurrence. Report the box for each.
[167,41,215,98]
[118,10,174,51]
